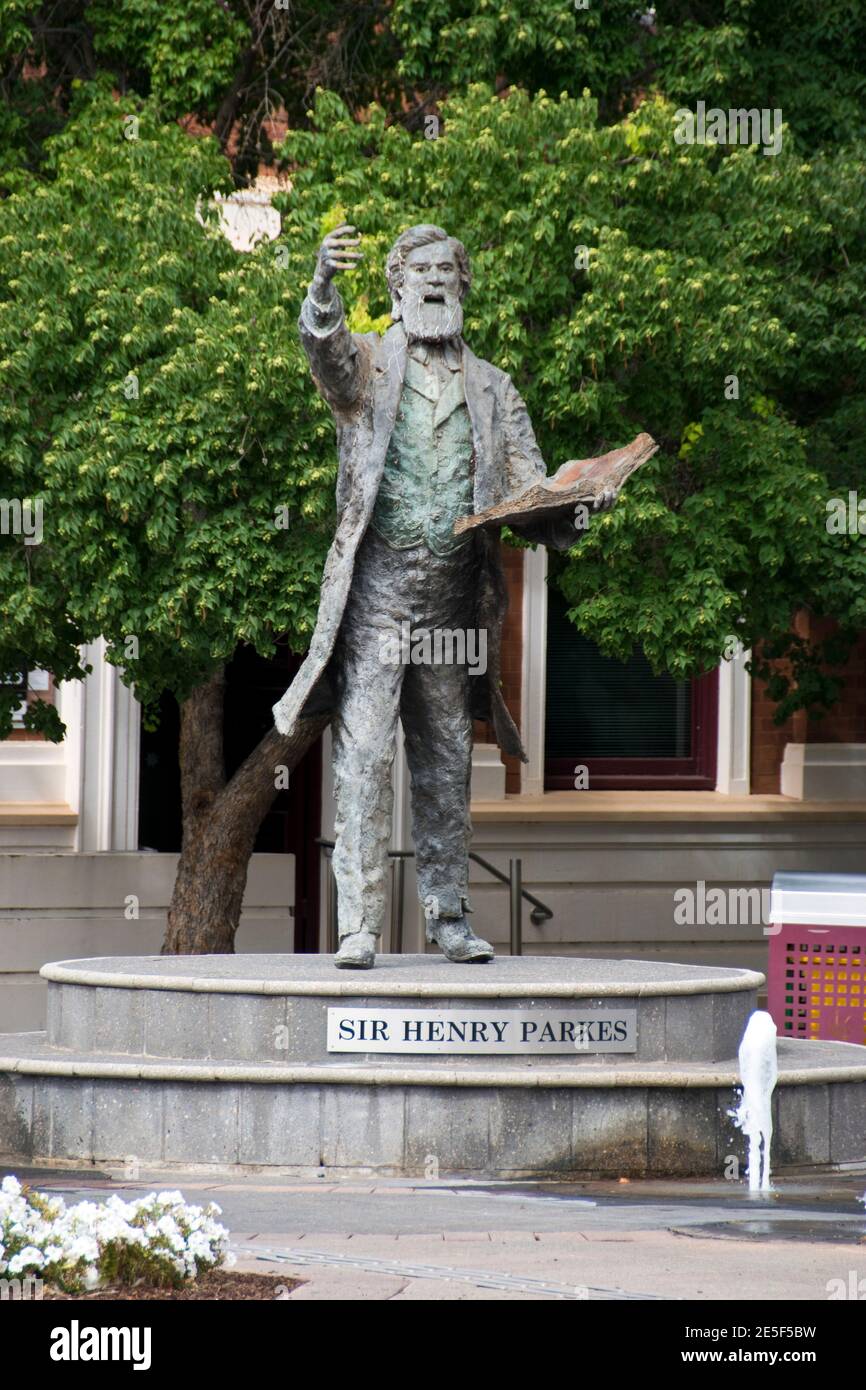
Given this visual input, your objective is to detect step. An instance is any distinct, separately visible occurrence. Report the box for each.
[0,1031,864,1176]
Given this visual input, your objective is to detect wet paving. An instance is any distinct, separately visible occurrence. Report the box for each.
[4,1165,865,1245]
[674,1219,866,1243]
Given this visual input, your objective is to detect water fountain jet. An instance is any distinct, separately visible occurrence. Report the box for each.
[731,1010,778,1193]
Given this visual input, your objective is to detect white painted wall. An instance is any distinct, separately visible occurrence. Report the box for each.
[0,851,294,1031]
[521,543,548,797]
[463,813,866,974]
[716,642,752,796]
[781,743,866,800]
[59,639,141,851]
[0,641,140,851]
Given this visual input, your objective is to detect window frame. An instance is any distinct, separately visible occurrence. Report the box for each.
[544,667,719,791]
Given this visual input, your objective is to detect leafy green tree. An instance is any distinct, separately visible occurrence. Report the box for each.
[0,1,401,181]
[5,2,862,184]
[390,0,866,149]
[282,84,865,707]
[0,81,334,946]
[1,41,863,948]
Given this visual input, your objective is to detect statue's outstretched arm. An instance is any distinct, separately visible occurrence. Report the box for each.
[298,223,367,417]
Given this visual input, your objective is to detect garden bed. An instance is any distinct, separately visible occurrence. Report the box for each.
[42,1270,302,1300]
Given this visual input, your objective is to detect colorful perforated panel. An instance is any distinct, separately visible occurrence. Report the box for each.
[768,925,866,1045]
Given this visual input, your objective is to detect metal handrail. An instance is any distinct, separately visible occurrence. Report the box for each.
[468,851,553,925]
[316,838,553,956]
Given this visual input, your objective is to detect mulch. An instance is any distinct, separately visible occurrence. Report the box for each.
[42,1270,302,1300]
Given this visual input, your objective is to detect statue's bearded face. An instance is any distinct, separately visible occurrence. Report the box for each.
[397,241,464,342]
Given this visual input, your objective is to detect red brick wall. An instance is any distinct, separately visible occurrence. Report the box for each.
[751,616,866,793]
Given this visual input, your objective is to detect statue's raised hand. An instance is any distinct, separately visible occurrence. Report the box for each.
[313,223,363,294]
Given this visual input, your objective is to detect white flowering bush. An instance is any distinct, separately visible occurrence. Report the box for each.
[0,1177,233,1292]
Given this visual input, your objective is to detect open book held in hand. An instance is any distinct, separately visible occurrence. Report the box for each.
[453,431,658,535]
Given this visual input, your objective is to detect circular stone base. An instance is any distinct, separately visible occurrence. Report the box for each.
[0,954,862,1178]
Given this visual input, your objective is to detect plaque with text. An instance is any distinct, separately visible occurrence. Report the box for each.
[327,1006,637,1054]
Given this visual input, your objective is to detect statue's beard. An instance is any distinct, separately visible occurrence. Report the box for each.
[399,289,463,343]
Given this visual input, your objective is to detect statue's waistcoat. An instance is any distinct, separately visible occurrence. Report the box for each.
[370,351,473,556]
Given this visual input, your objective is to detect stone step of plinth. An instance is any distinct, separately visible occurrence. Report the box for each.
[42,954,764,1067]
[2,954,861,1178]
[0,1030,864,1176]
[2,1029,866,1085]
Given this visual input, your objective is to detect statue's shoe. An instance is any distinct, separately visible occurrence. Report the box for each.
[428,918,494,964]
[334,930,378,969]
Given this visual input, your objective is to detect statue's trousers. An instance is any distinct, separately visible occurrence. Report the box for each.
[331,527,479,939]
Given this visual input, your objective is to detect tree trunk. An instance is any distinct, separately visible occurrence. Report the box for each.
[162,667,328,954]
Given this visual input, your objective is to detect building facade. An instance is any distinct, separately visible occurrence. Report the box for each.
[3,550,866,1029]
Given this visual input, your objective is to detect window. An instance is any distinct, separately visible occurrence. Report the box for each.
[1,669,57,738]
[544,586,718,790]
[1,671,27,727]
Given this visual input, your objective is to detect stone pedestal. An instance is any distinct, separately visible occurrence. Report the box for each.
[1,954,864,1177]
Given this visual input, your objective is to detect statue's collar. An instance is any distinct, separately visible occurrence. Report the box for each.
[406,337,463,372]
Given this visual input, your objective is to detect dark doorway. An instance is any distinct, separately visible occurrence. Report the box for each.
[138,693,182,852]
[138,642,323,951]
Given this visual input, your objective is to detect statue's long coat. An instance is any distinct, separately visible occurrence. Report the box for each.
[273,296,563,761]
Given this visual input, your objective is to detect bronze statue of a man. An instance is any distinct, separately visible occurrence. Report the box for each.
[273,223,613,969]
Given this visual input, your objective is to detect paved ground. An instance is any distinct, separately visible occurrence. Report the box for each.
[8,1166,866,1301]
